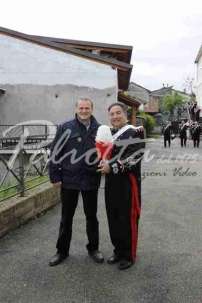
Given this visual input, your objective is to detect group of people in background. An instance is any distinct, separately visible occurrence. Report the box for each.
[163,119,201,148]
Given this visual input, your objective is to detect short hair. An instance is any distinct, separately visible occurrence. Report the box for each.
[108,102,128,114]
[76,98,94,108]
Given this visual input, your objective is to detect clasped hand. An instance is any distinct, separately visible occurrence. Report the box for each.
[97,160,111,174]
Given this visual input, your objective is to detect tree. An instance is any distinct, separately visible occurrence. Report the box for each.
[137,111,156,136]
[162,92,184,121]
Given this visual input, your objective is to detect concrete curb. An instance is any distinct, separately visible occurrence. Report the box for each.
[0,182,60,238]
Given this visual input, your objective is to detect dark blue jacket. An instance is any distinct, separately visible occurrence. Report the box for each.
[49,115,101,190]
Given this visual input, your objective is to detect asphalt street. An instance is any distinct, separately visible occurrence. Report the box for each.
[0,137,202,303]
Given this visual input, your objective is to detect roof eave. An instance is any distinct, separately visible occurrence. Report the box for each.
[0,26,132,90]
[31,35,133,51]
[118,91,141,107]
[129,81,151,93]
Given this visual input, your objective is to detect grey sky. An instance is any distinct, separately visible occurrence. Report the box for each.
[1,0,202,91]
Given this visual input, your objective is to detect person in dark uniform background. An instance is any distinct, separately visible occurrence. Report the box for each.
[191,102,201,122]
[98,103,145,270]
[195,104,201,122]
[179,120,188,147]
[163,121,172,148]
[192,122,201,148]
[48,98,104,266]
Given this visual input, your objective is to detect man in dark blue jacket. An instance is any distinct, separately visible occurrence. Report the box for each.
[49,98,104,266]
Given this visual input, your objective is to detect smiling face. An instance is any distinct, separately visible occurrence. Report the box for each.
[108,105,128,129]
[76,99,93,121]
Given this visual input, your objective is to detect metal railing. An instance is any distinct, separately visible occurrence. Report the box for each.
[0,147,50,202]
[0,124,57,149]
[0,124,56,202]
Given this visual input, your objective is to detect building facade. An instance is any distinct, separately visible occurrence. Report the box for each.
[195,45,202,115]
[0,27,133,138]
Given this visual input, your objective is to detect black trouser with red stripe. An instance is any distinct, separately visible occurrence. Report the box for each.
[105,173,141,262]
[56,188,99,256]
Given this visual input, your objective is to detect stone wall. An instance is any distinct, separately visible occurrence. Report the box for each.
[0,84,116,128]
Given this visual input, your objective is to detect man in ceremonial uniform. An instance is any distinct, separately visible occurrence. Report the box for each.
[98,103,145,270]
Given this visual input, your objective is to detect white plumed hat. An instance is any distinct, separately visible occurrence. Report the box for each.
[96,125,113,143]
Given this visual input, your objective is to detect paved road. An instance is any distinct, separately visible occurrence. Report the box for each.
[0,137,202,303]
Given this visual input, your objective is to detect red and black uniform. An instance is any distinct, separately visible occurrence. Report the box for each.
[105,126,145,262]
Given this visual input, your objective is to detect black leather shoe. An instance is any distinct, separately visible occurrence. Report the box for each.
[118,260,134,270]
[107,254,121,264]
[88,250,104,263]
[49,253,68,267]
